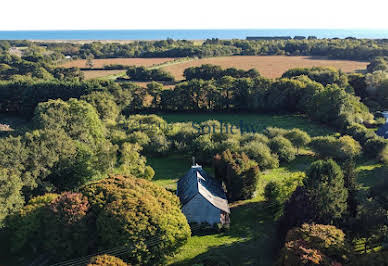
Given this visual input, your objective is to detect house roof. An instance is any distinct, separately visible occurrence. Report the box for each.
[377,123,388,139]
[177,165,230,213]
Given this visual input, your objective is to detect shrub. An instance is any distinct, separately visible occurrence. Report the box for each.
[87,255,129,266]
[283,129,311,151]
[241,141,279,169]
[214,150,260,201]
[268,136,297,162]
[81,176,191,265]
[239,133,269,145]
[310,135,361,161]
[263,127,287,138]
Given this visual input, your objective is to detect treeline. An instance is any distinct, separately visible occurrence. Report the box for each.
[0,53,83,81]
[126,66,175,82]
[32,38,388,61]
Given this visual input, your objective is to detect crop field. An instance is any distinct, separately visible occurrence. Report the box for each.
[61,57,175,68]
[160,55,369,80]
[81,69,125,79]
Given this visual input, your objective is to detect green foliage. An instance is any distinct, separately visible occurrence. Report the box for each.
[214,150,260,201]
[283,128,311,150]
[241,141,279,169]
[117,142,155,180]
[81,176,191,265]
[81,91,120,123]
[126,66,175,82]
[310,135,362,161]
[0,168,24,226]
[5,193,59,253]
[281,160,348,231]
[268,136,297,162]
[33,98,106,143]
[183,64,259,80]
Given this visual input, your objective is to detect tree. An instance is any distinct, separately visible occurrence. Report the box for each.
[5,193,59,254]
[213,150,260,201]
[0,168,24,225]
[44,192,90,260]
[278,224,348,266]
[81,176,191,265]
[281,160,348,233]
[309,135,362,161]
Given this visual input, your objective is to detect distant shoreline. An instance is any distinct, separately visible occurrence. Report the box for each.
[1,29,388,40]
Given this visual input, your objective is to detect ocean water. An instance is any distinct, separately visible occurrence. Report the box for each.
[0,29,388,40]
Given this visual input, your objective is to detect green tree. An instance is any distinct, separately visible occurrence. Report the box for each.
[0,168,24,225]
[213,150,260,201]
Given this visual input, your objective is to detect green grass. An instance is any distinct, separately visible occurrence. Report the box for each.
[160,112,336,137]
[356,159,388,188]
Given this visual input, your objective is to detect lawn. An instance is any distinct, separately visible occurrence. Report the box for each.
[160,55,368,81]
[149,152,315,265]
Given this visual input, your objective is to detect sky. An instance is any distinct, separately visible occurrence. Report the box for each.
[1,0,388,30]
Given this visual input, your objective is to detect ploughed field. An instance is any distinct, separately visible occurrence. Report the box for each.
[160,55,369,80]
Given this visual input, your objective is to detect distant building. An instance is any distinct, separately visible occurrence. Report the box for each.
[246,36,292,41]
[177,164,230,226]
[377,111,388,139]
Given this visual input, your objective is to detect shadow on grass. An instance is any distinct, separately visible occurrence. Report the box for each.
[173,201,278,266]
[357,164,388,188]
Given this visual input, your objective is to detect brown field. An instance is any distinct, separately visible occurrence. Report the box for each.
[160,56,369,80]
[82,70,124,80]
[62,58,175,69]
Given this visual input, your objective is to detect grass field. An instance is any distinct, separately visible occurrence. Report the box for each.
[61,57,175,68]
[160,112,336,137]
[160,55,369,80]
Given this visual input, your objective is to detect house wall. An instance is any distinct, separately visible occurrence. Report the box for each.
[182,194,221,225]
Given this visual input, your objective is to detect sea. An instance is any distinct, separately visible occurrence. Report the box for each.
[0,29,388,40]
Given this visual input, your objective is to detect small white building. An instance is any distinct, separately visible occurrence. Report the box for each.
[177,164,230,226]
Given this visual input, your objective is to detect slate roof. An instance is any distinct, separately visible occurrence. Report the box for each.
[177,165,230,213]
[377,123,388,139]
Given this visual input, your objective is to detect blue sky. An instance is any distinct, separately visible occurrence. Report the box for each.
[1,0,387,30]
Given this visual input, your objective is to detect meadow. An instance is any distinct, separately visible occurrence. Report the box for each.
[160,56,369,80]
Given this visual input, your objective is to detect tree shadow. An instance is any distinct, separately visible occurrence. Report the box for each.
[357,164,388,188]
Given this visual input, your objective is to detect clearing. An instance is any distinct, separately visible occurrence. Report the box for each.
[160,55,368,80]
[61,58,175,69]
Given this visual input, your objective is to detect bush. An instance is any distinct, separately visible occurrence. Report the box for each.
[268,136,297,162]
[81,176,191,265]
[263,127,287,138]
[213,150,260,201]
[87,255,129,266]
[241,141,279,169]
[310,135,362,161]
[283,129,311,151]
